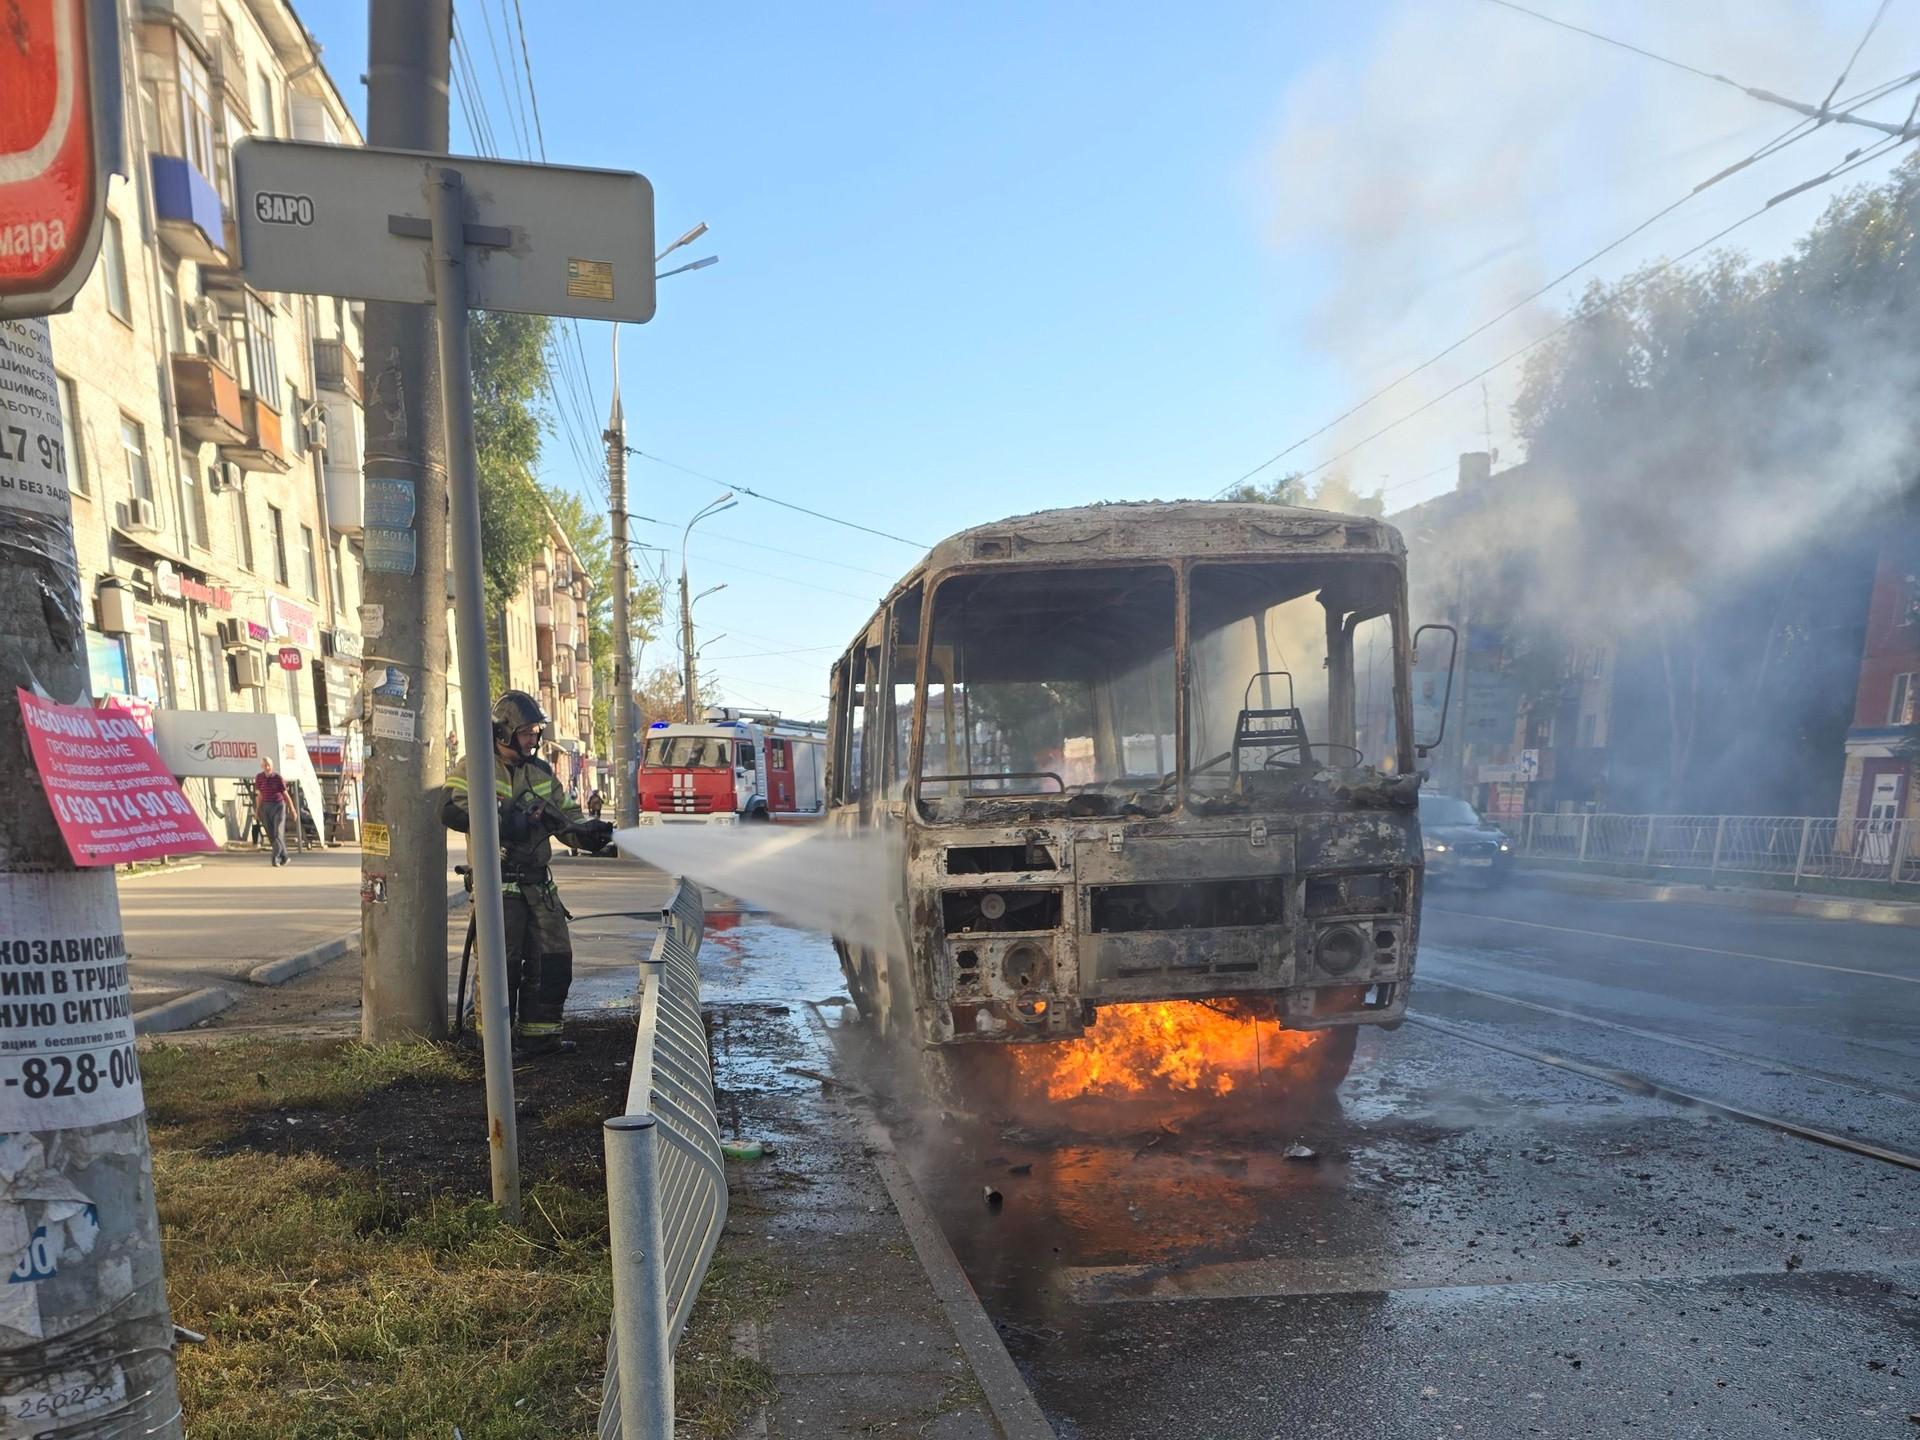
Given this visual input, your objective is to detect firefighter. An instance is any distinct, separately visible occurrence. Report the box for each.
[442,690,614,1057]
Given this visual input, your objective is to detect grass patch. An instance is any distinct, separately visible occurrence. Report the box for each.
[143,1028,760,1438]
[672,1247,791,1438]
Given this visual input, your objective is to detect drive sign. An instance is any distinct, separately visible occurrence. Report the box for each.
[0,0,122,317]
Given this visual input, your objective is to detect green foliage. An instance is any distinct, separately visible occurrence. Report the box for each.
[473,311,553,621]
[1218,468,1384,516]
[543,484,663,751]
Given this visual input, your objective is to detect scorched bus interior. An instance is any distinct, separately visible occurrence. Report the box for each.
[826,503,1454,1054]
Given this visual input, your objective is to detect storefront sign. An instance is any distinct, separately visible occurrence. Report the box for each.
[246,620,270,643]
[328,627,361,660]
[276,647,304,671]
[267,595,316,648]
[152,560,183,601]
[178,577,233,609]
[18,690,218,867]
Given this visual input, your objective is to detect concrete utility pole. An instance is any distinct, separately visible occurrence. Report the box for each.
[606,335,636,826]
[359,0,453,1042]
[680,569,698,723]
[0,326,185,1434]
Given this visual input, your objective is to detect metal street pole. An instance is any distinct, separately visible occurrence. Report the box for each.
[0,321,183,1433]
[429,168,523,1222]
[679,498,734,721]
[607,335,636,826]
[680,566,696,723]
[359,0,452,1042]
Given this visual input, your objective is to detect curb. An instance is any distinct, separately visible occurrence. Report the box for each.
[804,1007,1055,1440]
[134,987,235,1036]
[116,863,205,884]
[248,934,354,986]
[1517,867,1920,929]
[245,882,469,988]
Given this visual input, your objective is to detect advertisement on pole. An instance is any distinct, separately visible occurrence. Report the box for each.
[0,872,145,1132]
[17,689,217,867]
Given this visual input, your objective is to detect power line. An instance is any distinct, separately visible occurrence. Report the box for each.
[1820,0,1895,114]
[623,513,899,578]
[1481,0,1920,137]
[1217,68,1920,497]
[1279,133,1914,488]
[1478,0,1745,91]
[629,450,930,548]
[508,0,550,159]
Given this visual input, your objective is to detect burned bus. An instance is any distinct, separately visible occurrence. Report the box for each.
[825,501,1455,1084]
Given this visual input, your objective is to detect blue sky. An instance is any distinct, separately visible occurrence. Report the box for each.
[294,0,1920,719]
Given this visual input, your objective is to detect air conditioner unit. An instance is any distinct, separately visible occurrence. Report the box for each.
[305,416,329,450]
[208,464,241,495]
[216,617,249,650]
[96,581,137,636]
[188,296,221,334]
[232,649,267,689]
[127,497,161,532]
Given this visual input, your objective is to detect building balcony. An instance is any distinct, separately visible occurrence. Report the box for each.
[219,394,289,473]
[313,339,363,403]
[170,353,246,445]
[149,154,228,264]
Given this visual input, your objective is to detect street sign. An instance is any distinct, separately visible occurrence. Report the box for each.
[0,0,123,317]
[232,139,657,323]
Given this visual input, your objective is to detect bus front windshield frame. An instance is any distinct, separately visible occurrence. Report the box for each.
[911,556,1412,821]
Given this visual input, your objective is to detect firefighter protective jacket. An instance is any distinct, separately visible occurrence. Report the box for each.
[442,752,593,876]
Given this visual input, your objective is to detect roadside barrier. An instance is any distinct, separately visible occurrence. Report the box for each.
[1517,812,1918,890]
[600,878,725,1440]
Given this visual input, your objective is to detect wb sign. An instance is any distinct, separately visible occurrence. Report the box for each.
[253,191,314,226]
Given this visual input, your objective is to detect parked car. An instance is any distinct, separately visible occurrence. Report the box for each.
[1418,792,1515,884]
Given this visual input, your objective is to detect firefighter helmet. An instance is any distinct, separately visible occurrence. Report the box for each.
[491,690,548,747]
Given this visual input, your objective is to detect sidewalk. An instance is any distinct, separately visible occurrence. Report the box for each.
[694,918,1052,1438]
[1516,862,1920,928]
[116,845,462,1031]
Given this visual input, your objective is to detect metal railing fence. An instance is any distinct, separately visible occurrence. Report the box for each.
[601,878,726,1440]
[1516,812,1919,889]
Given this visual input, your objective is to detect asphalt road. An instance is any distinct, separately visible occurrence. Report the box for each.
[835,876,1920,1439]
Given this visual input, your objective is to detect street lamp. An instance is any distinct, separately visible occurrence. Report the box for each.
[657,254,719,282]
[680,496,737,720]
[656,221,708,264]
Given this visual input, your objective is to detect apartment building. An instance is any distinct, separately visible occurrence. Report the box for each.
[51,0,367,838]
[1837,516,1920,830]
[495,504,600,798]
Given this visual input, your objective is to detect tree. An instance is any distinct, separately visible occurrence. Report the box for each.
[473,311,552,625]
[1504,154,1920,811]
[543,485,662,752]
[635,663,718,729]
[1218,468,1384,516]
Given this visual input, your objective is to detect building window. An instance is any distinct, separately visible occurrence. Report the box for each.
[1892,673,1918,727]
[180,462,209,549]
[159,269,186,356]
[331,537,348,612]
[57,376,85,497]
[102,215,131,324]
[233,483,255,572]
[255,70,276,137]
[268,504,289,586]
[1580,713,1597,748]
[245,293,280,402]
[300,524,319,599]
[148,618,177,709]
[287,382,305,455]
[178,47,215,178]
[119,417,152,501]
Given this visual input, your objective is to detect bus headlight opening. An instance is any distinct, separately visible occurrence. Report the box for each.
[1315,926,1366,976]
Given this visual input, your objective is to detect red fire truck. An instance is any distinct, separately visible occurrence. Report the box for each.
[634,708,827,825]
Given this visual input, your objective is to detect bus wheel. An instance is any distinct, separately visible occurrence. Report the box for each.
[1304,1026,1358,1095]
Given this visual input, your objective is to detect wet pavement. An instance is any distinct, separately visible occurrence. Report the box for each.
[737,875,1920,1439]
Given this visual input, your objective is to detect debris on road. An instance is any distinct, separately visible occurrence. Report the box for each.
[1283,1142,1319,1162]
[983,1185,1004,1208]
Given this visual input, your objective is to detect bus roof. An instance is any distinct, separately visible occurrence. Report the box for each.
[924,501,1404,577]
